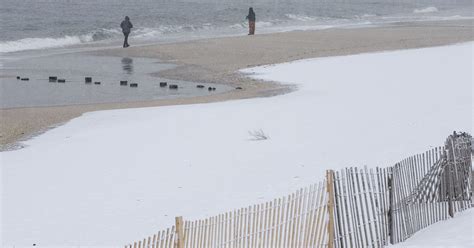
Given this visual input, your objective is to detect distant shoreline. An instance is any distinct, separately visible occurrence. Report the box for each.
[1,19,473,151]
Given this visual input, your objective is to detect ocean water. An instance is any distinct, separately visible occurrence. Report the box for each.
[1,0,472,53]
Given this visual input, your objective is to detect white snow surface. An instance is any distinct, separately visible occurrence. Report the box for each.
[1,43,472,247]
[389,208,474,248]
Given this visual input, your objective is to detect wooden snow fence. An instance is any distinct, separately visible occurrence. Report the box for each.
[125,182,330,248]
[125,132,472,248]
[388,132,472,244]
[330,166,391,247]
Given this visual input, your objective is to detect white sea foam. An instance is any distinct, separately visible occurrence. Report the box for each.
[285,14,318,21]
[355,14,377,19]
[0,24,241,53]
[229,23,246,29]
[0,35,93,53]
[132,27,165,39]
[0,26,185,53]
[0,28,123,53]
[256,21,275,27]
[414,7,439,14]
[229,21,275,29]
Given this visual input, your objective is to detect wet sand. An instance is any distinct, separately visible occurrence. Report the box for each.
[1,19,473,150]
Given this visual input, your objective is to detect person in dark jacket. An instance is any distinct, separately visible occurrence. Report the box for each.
[120,16,133,48]
[246,7,256,35]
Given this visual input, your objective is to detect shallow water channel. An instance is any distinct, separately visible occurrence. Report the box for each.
[0,53,231,108]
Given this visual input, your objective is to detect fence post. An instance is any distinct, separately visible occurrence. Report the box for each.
[327,170,335,248]
[388,168,394,244]
[175,216,185,248]
[445,149,455,218]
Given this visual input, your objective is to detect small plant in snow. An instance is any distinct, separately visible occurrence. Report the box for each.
[248,129,269,141]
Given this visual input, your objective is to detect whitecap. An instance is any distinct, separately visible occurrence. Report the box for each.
[414,7,438,14]
[285,14,317,22]
[0,35,93,53]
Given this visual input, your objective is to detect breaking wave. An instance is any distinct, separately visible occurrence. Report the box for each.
[0,35,92,53]
[229,21,276,29]
[414,7,439,14]
[0,28,121,53]
[285,14,318,21]
[0,24,222,53]
[133,24,214,38]
[355,14,377,19]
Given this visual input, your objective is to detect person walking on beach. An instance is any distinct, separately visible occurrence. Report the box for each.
[246,7,256,35]
[120,16,133,48]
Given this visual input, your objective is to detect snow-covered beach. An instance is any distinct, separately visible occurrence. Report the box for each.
[1,42,472,247]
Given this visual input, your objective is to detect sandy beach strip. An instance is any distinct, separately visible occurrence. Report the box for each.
[1,19,473,150]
